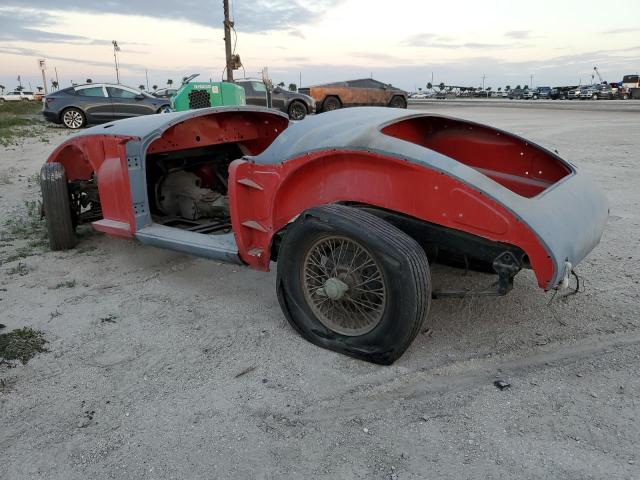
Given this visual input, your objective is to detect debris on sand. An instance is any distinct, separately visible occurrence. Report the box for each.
[493,380,511,390]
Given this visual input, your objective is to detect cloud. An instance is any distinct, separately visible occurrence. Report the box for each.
[0,0,344,33]
[401,33,438,47]
[351,52,398,61]
[401,33,511,49]
[0,9,109,45]
[0,9,147,48]
[504,30,531,39]
[601,27,639,35]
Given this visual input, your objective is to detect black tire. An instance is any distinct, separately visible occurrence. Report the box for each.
[276,204,431,365]
[322,96,341,112]
[41,163,77,251]
[157,105,172,114]
[60,107,86,129]
[389,96,407,108]
[288,100,307,121]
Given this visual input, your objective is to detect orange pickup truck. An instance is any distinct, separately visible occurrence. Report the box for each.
[299,78,408,112]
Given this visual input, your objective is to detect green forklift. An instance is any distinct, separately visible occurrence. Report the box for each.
[171,74,245,111]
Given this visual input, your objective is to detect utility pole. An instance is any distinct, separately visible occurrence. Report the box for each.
[530,74,534,88]
[481,74,486,91]
[112,41,121,83]
[223,0,234,82]
[299,71,302,89]
[145,69,149,90]
[55,67,59,89]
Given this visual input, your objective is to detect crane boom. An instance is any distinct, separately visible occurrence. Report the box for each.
[594,67,604,84]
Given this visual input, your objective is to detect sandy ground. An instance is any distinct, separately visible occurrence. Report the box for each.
[1,103,639,480]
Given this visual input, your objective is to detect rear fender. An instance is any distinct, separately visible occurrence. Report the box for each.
[228,150,555,288]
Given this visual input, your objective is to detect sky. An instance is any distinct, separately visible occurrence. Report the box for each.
[0,0,639,93]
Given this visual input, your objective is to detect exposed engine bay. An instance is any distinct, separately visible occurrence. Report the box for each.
[146,144,242,233]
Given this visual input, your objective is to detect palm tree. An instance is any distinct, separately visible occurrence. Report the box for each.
[288,83,297,91]
[438,82,445,91]
[138,84,145,90]
[152,84,158,90]
[86,78,92,83]
[497,87,502,92]
[0,84,5,94]
[51,80,59,91]
[37,86,43,93]
[277,81,285,87]
[167,79,173,87]
[516,84,521,89]
[505,85,511,91]
[426,82,433,91]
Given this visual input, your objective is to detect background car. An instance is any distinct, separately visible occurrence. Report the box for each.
[42,83,171,129]
[299,78,408,112]
[508,87,525,99]
[0,91,28,102]
[567,86,586,99]
[152,88,177,100]
[235,79,315,120]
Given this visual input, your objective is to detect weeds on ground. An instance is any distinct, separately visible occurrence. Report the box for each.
[0,327,48,365]
[0,200,48,265]
[52,279,77,289]
[0,101,42,116]
[100,314,118,324]
[0,101,48,146]
[6,262,29,275]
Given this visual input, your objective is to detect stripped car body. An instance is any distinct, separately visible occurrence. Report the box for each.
[42,106,608,363]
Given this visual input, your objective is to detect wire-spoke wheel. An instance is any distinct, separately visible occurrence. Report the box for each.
[302,235,387,336]
[277,204,431,365]
[61,108,85,129]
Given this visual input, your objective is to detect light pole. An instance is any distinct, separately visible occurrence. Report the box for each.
[530,74,534,88]
[112,40,121,84]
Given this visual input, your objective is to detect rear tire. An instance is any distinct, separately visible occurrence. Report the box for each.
[61,107,86,129]
[276,204,431,364]
[389,96,407,108]
[322,96,341,112]
[41,163,77,251]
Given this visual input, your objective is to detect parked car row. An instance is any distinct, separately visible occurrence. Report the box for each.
[409,81,638,101]
[40,76,410,129]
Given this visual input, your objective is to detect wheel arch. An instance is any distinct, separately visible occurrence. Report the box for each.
[45,134,138,234]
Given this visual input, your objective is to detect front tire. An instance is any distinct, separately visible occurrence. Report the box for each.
[61,107,86,129]
[41,163,77,251]
[288,100,307,121]
[276,204,431,364]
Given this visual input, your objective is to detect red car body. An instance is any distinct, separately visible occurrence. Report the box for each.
[41,106,608,363]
